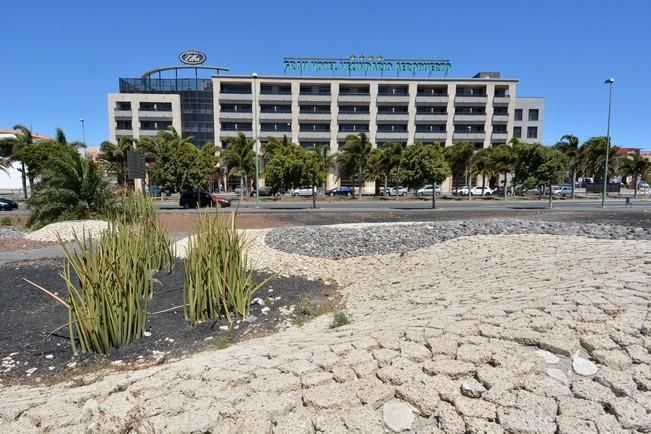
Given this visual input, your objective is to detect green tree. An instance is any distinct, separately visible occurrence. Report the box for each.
[621,153,650,198]
[399,142,451,209]
[491,142,518,199]
[222,133,256,199]
[302,149,327,209]
[445,142,474,200]
[554,134,580,198]
[471,147,494,194]
[309,144,336,196]
[368,142,403,198]
[337,133,372,199]
[578,136,620,183]
[263,141,305,195]
[0,124,35,198]
[28,148,108,228]
[534,147,568,209]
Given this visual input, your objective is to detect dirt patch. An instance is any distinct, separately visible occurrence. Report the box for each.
[158,213,290,234]
[0,238,54,251]
[0,259,337,385]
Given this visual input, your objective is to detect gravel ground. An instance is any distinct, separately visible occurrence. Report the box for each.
[0,228,24,241]
[265,218,651,259]
[24,220,109,243]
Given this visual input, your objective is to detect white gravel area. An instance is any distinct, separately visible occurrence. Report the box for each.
[24,220,109,243]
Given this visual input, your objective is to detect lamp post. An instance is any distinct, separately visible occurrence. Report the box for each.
[602,78,614,208]
[79,118,86,146]
[252,73,260,208]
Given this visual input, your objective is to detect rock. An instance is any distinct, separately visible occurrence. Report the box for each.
[572,354,598,376]
[423,360,476,379]
[433,401,465,434]
[571,378,615,404]
[271,411,315,434]
[453,396,496,419]
[557,396,604,420]
[245,315,258,323]
[594,367,637,396]
[608,397,651,431]
[591,349,632,371]
[464,417,504,434]
[556,416,598,434]
[535,349,560,364]
[545,367,569,385]
[154,354,165,365]
[460,379,486,398]
[382,400,415,432]
[497,408,556,434]
[579,334,619,352]
[261,307,270,314]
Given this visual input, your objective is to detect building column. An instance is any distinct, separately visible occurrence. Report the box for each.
[328,81,340,189]
[442,83,457,193]
[484,83,495,149]
[369,82,378,147]
[291,81,300,144]
[212,78,221,148]
[407,82,417,145]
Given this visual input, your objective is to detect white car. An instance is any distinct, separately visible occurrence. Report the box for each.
[292,187,316,196]
[552,186,572,197]
[470,186,493,196]
[388,186,408,196]
[455,186,470,196]
[416,185,441,197]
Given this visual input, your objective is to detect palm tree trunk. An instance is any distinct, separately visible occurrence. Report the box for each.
[634,175,638,199]
[358,165,363,200]
[548,183,553,209]
[384,176,388,198]
[240,174,244,201]
[481,173,486,195]
[21,162,27,199]
[467,166,471,201]
[312,184,316,209]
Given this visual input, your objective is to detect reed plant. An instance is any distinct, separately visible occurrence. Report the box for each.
[60,223,151,354]
[184,211,267,326]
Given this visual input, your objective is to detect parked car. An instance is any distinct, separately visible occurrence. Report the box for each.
[179,191,230,209]
[552,185,572,197]
[291,187,316,197]
[416,185,441,197]
[454,186,470,196]
[387,186,408,197]
[0,198,18,211]
[250,186,274,197]
[470,186,493,196]
[326,186,353,197]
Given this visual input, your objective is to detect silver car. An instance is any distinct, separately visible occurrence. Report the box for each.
[416,185,441,197]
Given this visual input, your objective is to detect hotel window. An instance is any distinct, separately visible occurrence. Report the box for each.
[513,126,522,138]
[116,101,131,111]
[527,127,538,139]
[528,109,539,121]
[493,125,507,133]
[514,109,523,121]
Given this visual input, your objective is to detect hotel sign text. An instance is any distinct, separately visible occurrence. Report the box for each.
[283,56,451,74]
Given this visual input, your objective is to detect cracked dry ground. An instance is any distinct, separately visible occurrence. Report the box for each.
[2,232,651,433]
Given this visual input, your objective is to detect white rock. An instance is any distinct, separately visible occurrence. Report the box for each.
[44,354,53,360]
[25,368,37,376]
[143,331,152,337]
[383,400,415,432]
[545,367,570,385]
[219,325,229,331]
[261,307,270,314]
[573,354,598,376]
[535,349,560,364]
[25,220,109,243]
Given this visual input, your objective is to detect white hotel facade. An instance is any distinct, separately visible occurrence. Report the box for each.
[109,62,544,192]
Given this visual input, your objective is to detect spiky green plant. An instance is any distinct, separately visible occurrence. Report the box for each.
[183,211,267,326]
[60,224,152,354]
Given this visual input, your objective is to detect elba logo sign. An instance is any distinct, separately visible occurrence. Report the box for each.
[179,50,207,65]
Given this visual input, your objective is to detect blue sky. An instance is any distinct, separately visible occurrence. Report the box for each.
[1,0,649,149]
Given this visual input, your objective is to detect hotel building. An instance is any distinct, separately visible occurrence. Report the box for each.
[108,61,544,191]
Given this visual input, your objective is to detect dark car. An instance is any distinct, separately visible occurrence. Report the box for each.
[326,186,353,197]
[250,186,273,197]
[0,198,18,211]
[179,191,230,209]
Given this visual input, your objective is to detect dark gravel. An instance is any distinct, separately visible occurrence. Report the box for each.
[265,219,651,260]
[0,228,24,240]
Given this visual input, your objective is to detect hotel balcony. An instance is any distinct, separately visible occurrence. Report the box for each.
[454,114,486,123]
[219,92,253,102]
[455,96,488,104]
[260,129,292,139]
[298,94,331,102]
[376,113,409,121]
[375,131,409,141]
[337,112,370,121]
[219,111,253,121]
[138,129,160,137]
[376,94,410,104]
[492,132,509,141]
[415,95,448,104]
[493,96,511,105]
[115,129,133,136]
[338,94,370,103]
[414,132,446,142]
[453,132,485,141]
[337,130,368,140]
[492,114,509,123]
[113,109,132,118]
[138,110,173,119]
[299,112,331,121]
[259,112,292,121]
[259,93,292,103]
[220,129,253,138]
[299,131,331,140]
[415,114,447,122]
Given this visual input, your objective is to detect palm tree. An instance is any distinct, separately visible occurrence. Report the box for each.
[222,132,255,199]
[471,147,494,195]
[369,142,403,198]
[0,124,35,198]
[338,133,373,199]
[621,153,650,199]
[554,134,580,199]
[99,136,138,186]
[490,143,518,199]
[445,142,474,200]
[309,144,336,196]
[28,148,108,229]
[578,137,620,183]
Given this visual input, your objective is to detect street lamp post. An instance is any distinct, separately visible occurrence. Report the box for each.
[79,118,86,146]
[602,78,614,208]
[252,73,260,209]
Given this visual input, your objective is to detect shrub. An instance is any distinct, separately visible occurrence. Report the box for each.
[60,224,153,354]
[330,311,351,329]
[183,211,267,326]
[0,217,11,226]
